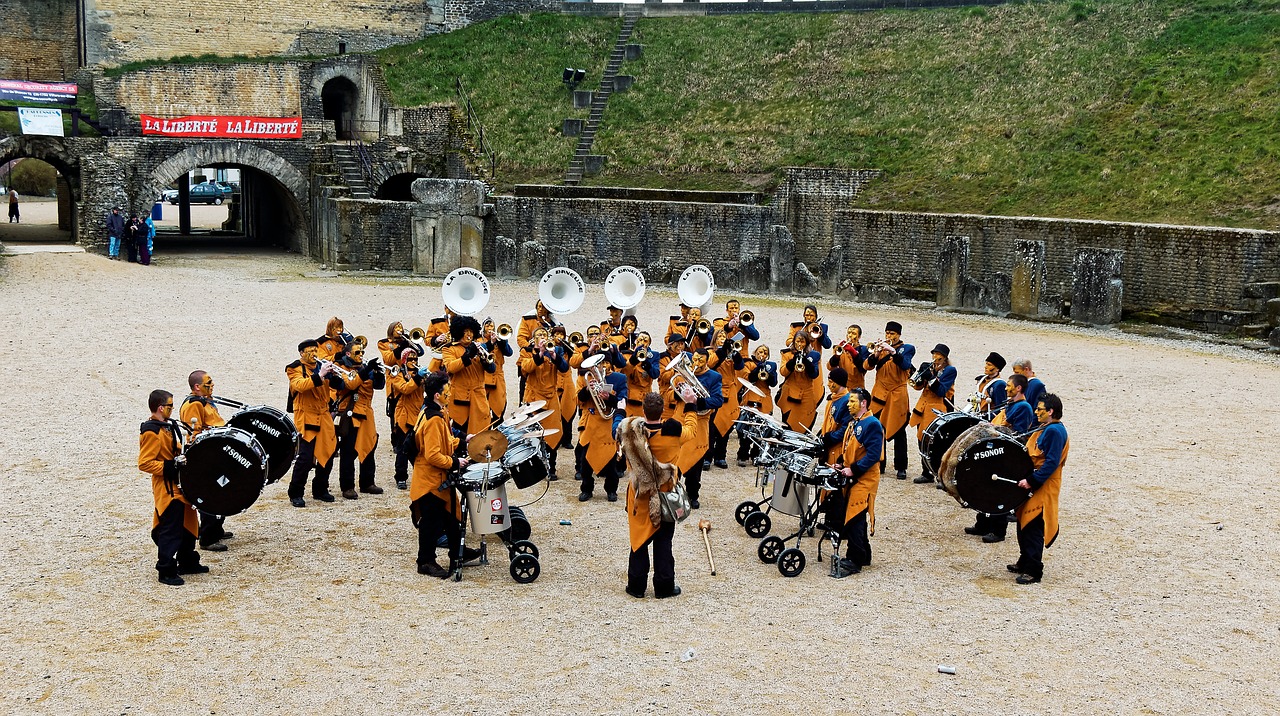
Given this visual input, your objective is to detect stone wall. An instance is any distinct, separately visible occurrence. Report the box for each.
[94,63,303,119]
[0,0,79,82]
[772,167,883,271]
[441,0,562,31]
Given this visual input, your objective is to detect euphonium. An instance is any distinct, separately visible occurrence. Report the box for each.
[668,352,712,414]
[581,353,616,418]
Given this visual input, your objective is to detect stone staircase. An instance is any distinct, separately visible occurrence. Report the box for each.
[331,142,372,199]
[564,8,641,186]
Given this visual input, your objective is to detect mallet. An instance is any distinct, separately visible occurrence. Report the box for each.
[698,518,716,576]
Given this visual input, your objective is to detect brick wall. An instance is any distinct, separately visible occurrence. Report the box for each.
[441,0,562,32]
[95,63,303,119]
[836,209,1280,316]
[0,0,79,81]
[772,167,883,269]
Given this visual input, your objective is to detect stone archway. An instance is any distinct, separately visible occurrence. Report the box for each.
[149,142,307,203]
[0,135,84,243]
[321,76,359,140]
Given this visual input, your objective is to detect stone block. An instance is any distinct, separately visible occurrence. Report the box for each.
[1266,297,1280,327]
[494,235,517,277]
[611,75,635,93]
[625,44,644,61]
[794,262,819,295]
[573,90,593,109]
[739,256,771,292]
[857,284,902,305]
[979,272,1012,314]
[1244,282,1280,300]
[562,118,584,137]
[583,155,607,176]
[1270,327,1280,349]
[519,241,546,278]
[1072,247,1124,325]
[819,244,843,294]
[769,225,795,294]
[1010,239,1046,317]
[836,279,858,301]
[411,178,485,215]
[567,253,589,277]
[936,235,970,309]
[643,258,674,285]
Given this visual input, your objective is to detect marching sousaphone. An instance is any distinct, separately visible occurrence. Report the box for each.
[677,264,715,310]
[442,267,491,317]
[538,267,585,315]
[604,265,646,311]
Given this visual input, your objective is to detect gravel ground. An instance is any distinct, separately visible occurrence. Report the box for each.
[1,249,1277,715]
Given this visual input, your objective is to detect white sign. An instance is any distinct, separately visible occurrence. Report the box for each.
[18,107,64,137]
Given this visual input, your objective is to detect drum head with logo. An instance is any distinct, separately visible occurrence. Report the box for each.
[921,412,981,479]
[180,426,269,517]
[226,405,299,484]
[949,433,1033,514]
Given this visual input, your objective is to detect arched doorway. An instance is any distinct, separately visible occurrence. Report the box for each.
[321,77,359,141]
[0,143,80,245]
[375,172,428,201]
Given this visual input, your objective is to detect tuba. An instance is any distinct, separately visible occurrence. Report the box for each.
[604,265,646,311]
[677,265,715,310]
[668,352,712,415]
[539,267,586,316]
[442,267,491,317]
[581,353,616,418]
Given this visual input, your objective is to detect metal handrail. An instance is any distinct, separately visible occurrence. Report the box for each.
[455,77,498,178]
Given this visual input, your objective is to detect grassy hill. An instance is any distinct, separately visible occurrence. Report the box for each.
[379,1,1280,229]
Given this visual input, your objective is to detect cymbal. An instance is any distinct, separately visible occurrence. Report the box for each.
[510,400,546,419]
[530,427,560,438]
[521,408,557,425]
[468,429,509,462]
[737,377,766,399]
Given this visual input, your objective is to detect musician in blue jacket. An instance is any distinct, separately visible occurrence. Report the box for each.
[1012,358,1046,426]
[736,346,778,467]
[834,388,884,578]
[993,374,1035,435]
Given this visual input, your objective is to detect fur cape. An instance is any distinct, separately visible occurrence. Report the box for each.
[618,416,677,527]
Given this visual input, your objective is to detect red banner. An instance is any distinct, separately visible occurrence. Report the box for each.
[140,114,302,139]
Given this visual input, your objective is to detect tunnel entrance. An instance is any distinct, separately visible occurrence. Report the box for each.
[152,164,304,253]
[321,76,359,141]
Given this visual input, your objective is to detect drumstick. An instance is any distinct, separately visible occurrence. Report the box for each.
[698,519,716,576]
[990,474,1019,485]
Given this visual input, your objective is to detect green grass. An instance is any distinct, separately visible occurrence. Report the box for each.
[378,0,1280,228]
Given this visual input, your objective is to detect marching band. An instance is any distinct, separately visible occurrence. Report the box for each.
[141,264,1067,593]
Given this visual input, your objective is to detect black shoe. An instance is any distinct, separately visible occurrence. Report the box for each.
[290,497,306,508]
[736,459,748,467]
[1015,573,1042,584]
[548,473,559,482]
[461,547,483,564]
[220,531,234,540]
[625,585,645,599]
[341,488,359,500]
[913,474,934,484]
[981,533,1005,544]
[963,526,983,536]
[690,499,700,510]
[655,585,682,599]
[574,471,582,481]
[715,460,728,469]
[360,485,385,495]
[178,563,210,575]
[417,561,449,578]
[607,492,618,502]
[578,491,591,502]
[396,480,408,490]
[313,492,336,503]
[200,542,228,552]
[158,573,185,586]
[702,460,711,470]
[1006,512,1018,522]
[1006,563,1024,573]
[895,469,907,480]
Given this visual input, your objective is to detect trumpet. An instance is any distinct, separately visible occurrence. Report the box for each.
[634,346,649,364]
[695,318,713,337]
[909,361,936,390]
[409,327,428,344]
[496,323,513,340]
[352,335,368,350]
[725,338,742,354]
[318,359,358,382]
[806,322,824,341]
[752,365,770,383]
[473,340,494,365]
[739,310,754,327]
[567,331,585,348]
[833,342,846,357]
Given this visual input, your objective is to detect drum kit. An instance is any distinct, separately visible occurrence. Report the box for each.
[179,397,300,518]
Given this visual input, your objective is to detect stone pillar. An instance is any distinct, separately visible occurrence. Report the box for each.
[494,235,517,277]
[56,175,72,230]
[936,235,970,309]
[410,178,487,276]
[177,181,191,235]
[769,224,795,294]
[1010,239,1046,317]
[1072,247,1124,325]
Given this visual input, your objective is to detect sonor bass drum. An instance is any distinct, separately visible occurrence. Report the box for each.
[226,405,298,484]
[179,426,269,517]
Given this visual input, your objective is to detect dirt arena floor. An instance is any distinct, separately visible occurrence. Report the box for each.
[1,249,1277,714]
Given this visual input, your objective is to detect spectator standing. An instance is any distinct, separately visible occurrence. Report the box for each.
[7,188,18,223]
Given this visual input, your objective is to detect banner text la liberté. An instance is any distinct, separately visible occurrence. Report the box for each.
[140,115,303,139]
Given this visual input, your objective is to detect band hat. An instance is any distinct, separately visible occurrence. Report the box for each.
[885,321,903,334]
[985,351,1007,371]
[932,343,950,358]
[829,367,849,386]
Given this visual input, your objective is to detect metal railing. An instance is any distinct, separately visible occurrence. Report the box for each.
[455,77,498,178]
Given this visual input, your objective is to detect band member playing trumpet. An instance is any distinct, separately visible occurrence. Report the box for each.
[317,317,347,361]
[425,308,454,350]
[180,371,230,552]
[707,331,745,470]
[141,389,205,586]
[621,392,698,599]
[673,349,723,510]
[575,366,627,502]
[666,303,692,346]
[714,299,759,358]
[685,306,715,351]
[333,341,386,499]
[287,339,345,507]
[439,316,495,438]
[833,388,883,578]
[519,327,570,479]
[603,305,625,337]
[789,305,832,406]
[518,300,557,351]
[909,344,958,484]
[1009,393,1068,584]
[828,324,870,391]
[553,325,580,453]
[778,330,821,432]
[615,314,639,350]
[736,345,778,467]
[410,372,469,579]
[819,368,853,465]
[389,348,426,490]
[622,331,659,418]
[482,318,514,422]
[863,321,915,479]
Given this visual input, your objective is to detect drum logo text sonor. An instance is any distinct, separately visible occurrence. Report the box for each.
[974,446,1005,460]
[223,445,253,469]
[251,419,282,437]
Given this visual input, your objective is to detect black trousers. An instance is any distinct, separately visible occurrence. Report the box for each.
[973,511,1010,538]
[683,461,705,502]
[843,509,872,566]
[579,450,620,496]
[9,203,18,221]
[415,493,460,567]
[561,417,575,450]
[153,502,199,574]
[288,436,334,499]
[1016,515,1045,578]
[338,431,377,491]
[392,425,410,483]
[628,520,676,595]
[198,512,227,547]
[736,423,761,462]
[880,424,908,473]
[709,422,731,462]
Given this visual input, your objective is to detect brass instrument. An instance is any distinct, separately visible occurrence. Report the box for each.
[409,326,428,343]
[739,310,754,327]
[635,346,649,364]
[474,339,494,365]
[752,365,770,383]
[567,331,585,348]
[581,353,616,418]
[496,323,513,340]
[833,342,845,357]
[909,361,936,390]
[318,359,358,382]
[726,338,741,354]
[695,318,713,337]
[668,352,712,415]
[806,322,824,341]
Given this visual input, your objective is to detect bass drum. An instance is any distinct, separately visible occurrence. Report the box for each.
[226,405,299,484]
[920,411,981,479]
[939,427,1033,514]
[180,426,269,518]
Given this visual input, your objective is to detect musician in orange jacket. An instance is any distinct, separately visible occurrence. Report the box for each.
[778,330,821,432]
[317,316,346,361]
[179,370,230,551]
[736,345,778,467]
[909,344,957,484]
[481,318,513,422]
[439,315,495,438]
[1010,393,1069,584]
[286,339,345,507]
[708,331,745,469]
[864,321,915,480]
[140,389,205,586]
[519,327,570,479]
[828,324,870,391]
[575,369,626,502]
[389,348,426,490]
[834,388,883,578]
[410,372,470,578]
[621,331,658,418]
[621,392,698,599]
[333,341,386,499]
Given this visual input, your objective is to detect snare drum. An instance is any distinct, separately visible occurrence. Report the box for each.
[940,430,1033,514]
[179,426,269,517]
[457,462,509,490]
[777,451,822,483]
[920,411,981,480]
[502,440,548,489]
[770,472,812,517]
[465,482,511,535]
[226,404,299,484]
